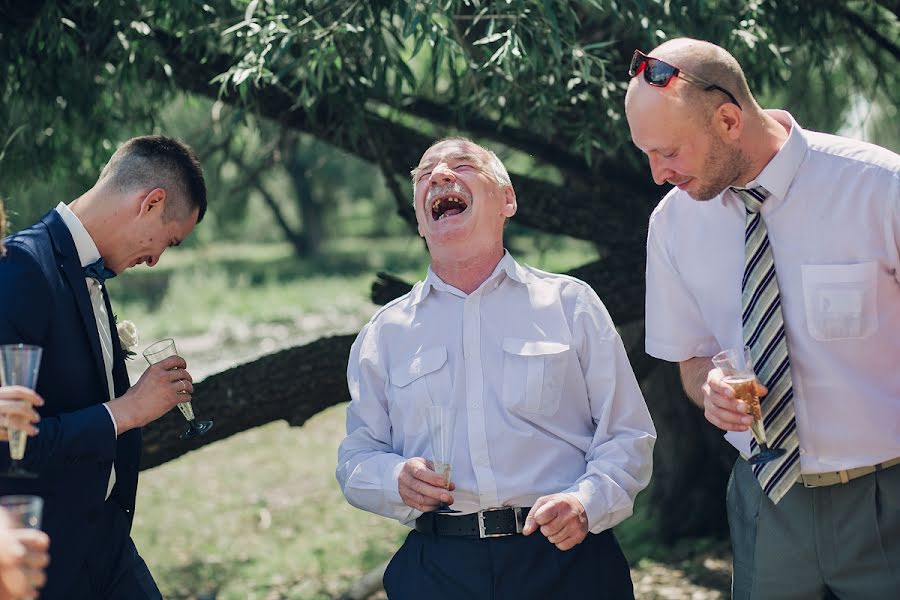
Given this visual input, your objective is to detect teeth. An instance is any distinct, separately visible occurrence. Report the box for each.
[431,197,464,212]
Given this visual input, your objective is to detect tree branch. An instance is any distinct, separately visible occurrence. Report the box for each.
[151,29,660,246]
[833,2,900,61]
[140,334,356,469]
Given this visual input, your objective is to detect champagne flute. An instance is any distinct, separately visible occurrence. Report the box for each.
[0,495,43,530]
[0,344,42,478]
[0,495,44,600]
[712,347,786,465]
[142,338,213,440]
[427,406,459,513]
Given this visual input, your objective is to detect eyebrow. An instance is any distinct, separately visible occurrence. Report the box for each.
[415,152,484,174]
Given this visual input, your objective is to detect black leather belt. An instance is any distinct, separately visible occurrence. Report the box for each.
[415,507,531,539]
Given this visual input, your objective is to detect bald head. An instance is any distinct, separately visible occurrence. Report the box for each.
[626,38,755,118]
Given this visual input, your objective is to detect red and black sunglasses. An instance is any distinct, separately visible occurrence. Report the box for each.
[629,49,742,109]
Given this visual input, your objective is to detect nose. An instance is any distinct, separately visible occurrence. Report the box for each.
[430,163,456,184]
[146,255,158,267]
[648,155,672,186]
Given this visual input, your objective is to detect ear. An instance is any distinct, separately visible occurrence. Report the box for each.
[715,103,743,141]
[140,188,167,215]
[500,186,517,218]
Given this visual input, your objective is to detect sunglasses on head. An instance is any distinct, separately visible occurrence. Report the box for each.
[629,49,742,110]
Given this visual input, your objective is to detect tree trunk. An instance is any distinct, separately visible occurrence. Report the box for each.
[140,334,355,470]
[133,27,733,544]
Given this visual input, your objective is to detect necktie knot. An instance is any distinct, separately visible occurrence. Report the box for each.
[731,186,770,214]
[84,258,116,284]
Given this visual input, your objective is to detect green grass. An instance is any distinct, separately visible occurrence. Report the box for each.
[135,407,409,600]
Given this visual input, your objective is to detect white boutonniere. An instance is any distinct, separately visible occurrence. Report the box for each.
[115,318,139,360]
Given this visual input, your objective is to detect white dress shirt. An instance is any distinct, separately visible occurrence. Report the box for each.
[337,252,656,533]
[645,111,900,473]
[55,202,118,496]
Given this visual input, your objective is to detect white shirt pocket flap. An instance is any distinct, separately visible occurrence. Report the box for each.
[502,338,570,356]
[390,346,447,388]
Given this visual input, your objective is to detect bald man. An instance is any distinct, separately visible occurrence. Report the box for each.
[625,38,900,599]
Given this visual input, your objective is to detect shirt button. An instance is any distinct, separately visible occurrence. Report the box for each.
[799,448,806,455]
[472,404,479,409]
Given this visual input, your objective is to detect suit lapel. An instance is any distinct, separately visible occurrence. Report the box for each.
[42,211,109,395]
[101,285,130,396]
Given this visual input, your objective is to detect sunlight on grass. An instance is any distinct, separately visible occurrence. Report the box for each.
[135,406,408,600]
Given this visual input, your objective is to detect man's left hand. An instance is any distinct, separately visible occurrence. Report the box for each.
[522,493,588,551]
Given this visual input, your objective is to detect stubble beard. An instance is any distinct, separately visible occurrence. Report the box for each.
[689,138,747,202]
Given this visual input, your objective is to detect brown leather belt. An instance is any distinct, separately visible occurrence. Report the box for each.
[415,507,531,539]
[799,456,900,488]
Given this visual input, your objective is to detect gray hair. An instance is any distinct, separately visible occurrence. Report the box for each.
[410,137,512,190]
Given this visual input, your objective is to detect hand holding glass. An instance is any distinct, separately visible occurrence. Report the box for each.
[142,339,213,440]
[0,345,42,478]
[712,347,786,465]
[0,495,43,530]
[427,406,459,513]
[0,495,47,600]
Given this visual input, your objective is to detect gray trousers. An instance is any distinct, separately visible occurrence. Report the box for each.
[727,459,900,599]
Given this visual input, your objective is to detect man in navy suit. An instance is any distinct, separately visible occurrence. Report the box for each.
[0,136,208,599]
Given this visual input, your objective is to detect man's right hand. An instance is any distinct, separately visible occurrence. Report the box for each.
[105,355,194,435]
[0,386,43,440]
[702,367,764,432]
[397,457,455,512]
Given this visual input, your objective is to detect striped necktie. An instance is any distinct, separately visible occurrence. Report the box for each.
[733,185,800,503]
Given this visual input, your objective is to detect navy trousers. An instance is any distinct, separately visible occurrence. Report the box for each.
[384,528,634,600]
[63,501,163,600]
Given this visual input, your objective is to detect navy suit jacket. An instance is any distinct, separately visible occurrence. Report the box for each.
[0,210,142,598]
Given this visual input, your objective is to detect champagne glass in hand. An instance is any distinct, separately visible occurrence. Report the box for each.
[142,339,212,440]
[0,345,42,478]
[712,347,786,465]
[0,495,48,600]
[427,406,459,513]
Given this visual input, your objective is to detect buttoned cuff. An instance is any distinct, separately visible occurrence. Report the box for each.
[565,480,633,535]
[384,459,422,526]
[383,459,407,506]
[102,402,118,437]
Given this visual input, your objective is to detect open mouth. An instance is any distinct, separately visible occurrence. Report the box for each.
[430,195,469,221]
[427,183,471,221]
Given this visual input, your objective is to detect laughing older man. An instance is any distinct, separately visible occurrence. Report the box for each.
[337,138,655,600]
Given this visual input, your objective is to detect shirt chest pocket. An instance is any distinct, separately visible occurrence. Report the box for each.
[801,262,878,341]
[501,338,570,416]
[388,347,452,425]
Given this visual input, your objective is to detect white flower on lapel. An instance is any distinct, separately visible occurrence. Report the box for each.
[116,319,139,359]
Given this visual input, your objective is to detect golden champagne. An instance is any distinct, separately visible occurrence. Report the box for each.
[723,375,767,444]
[434,461,452,490]
[7,427,26,460]
[176,401,195,421]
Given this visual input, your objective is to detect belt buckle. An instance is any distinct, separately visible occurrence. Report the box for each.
[477,507,523,539]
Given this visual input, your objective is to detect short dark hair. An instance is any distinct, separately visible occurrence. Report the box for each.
[98,135,207,223]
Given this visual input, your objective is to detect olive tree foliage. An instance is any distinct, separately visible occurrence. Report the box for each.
[1,1,897,197]
[1,1,897,542]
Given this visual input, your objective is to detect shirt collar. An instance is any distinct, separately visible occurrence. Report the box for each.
[55,202,101,269]
[411,250,531,305]
[728,110,807,207]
